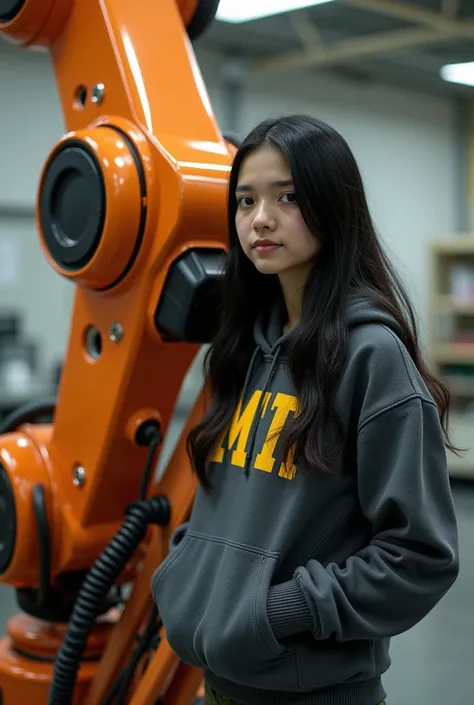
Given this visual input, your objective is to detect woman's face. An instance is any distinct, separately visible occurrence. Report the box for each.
[235,145,319,283]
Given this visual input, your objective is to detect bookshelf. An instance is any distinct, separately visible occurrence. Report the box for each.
[429,236,474,480]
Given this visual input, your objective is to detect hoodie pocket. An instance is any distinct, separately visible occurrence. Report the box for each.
[152,531,300,690]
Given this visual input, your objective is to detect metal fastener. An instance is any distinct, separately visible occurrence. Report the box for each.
[91,83,105,104]
[110,322,124,343]
[73,465,86,488]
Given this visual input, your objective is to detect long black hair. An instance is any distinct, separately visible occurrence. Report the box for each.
[187,114,456,490]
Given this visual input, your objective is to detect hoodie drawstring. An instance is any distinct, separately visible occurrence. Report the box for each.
[244,345,282,477]
[240,345,262,409]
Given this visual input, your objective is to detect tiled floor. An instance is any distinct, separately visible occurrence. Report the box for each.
[0,483,472,705]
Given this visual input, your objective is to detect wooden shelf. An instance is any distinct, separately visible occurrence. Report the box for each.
[431,237,474,255]
[432,344,474,364]
[446,379,474,397]
[436,295,474,315]
[429,236,474,481]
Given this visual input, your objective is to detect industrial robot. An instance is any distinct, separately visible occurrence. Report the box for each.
[0,1,235,702]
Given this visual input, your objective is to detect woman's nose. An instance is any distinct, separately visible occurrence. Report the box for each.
[252,202,276,231]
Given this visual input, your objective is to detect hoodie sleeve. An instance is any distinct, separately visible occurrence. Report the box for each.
[267,395,459,642]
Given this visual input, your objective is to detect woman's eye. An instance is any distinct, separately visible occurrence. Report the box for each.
[237,196,254,208]
[281,192,297,204]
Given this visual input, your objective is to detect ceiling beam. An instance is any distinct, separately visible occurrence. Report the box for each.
[288,9,324,51]
[441,0,459,16]
[251,26,451,73]
[339,0,474,36]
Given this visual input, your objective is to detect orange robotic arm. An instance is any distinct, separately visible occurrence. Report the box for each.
[0,1,233,703]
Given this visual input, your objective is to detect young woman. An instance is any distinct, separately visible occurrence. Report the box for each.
[152,115,460,705]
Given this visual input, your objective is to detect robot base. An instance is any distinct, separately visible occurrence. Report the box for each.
[0,613,114,704]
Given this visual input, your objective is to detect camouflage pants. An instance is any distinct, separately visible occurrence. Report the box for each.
[203,682,386,704]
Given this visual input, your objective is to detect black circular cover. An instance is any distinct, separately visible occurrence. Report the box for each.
[0,0,25,22]
[39,143,106,270]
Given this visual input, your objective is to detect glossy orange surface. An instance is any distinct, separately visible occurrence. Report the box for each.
[0,426,54,588]
[0,0,233,702]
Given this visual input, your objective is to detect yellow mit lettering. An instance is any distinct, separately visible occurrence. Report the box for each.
[210,389,298,480]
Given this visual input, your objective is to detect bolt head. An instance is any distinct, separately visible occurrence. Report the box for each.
[73,465,86,488]
[91,83,105,104]
[110,322,124,343]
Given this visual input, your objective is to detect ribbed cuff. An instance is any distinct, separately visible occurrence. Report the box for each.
[266,579,314,640]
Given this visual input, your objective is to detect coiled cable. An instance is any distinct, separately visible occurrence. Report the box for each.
[48,495,170,705]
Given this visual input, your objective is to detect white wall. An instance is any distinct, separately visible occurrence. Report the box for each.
[0,42,69,374]
[0,39,461,375]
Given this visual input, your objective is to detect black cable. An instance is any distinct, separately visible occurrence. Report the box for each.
[47,496,170,705]
[139,434,161,501]
[114,606,161,704]
[101,609,160,705]
[0,398,56,434]
[101,662,130,705]
[101,427,164,704]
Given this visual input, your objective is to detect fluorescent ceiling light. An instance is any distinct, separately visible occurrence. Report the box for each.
[216,0,334,24]
[440,62,474,88]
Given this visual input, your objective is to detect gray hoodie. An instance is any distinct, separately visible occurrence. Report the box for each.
[152,297,459,705]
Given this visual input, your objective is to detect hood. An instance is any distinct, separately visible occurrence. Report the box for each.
[241,293,406,476]
[346,295,406,341]
[253,294,406,355]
